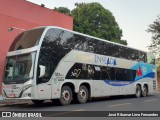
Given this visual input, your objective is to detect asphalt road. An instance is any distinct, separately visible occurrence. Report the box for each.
[0,92,160,119]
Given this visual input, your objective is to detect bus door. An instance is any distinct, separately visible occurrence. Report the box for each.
[37,65,52,99]
[37,81,52,99]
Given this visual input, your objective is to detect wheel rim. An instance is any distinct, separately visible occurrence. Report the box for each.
[143,87,147,96]
[136,88,140,96]
[79,89,87,100]
[62,90,70,101]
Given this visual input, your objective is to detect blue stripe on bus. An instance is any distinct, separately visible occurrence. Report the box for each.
[104,72,154,86]
[143,72,155,79]
[135,72,155,81]
[104,80,134,86]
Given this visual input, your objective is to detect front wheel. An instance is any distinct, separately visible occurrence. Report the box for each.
[135,85,141,98]
[59,86,73,105]
[77,86,89,104]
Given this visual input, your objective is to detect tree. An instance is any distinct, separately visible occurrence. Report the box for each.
[53,3,127,45]
[147,16,160,57]
[71,3,127,45]
[157,63,160,77]
[147,16,160,78]
[53,7,71,16]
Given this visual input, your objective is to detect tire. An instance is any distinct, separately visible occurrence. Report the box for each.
[32,100,44,105]
[77,86,89,104]
[142,85,148,97]
[59,86,73,106]
[135,85,141,98]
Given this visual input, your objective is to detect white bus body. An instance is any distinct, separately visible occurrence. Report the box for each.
[2,26,157,105]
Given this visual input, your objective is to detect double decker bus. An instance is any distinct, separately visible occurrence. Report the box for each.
[2,26,157,105]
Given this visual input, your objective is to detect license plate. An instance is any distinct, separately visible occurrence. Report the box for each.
[9,94,15,98]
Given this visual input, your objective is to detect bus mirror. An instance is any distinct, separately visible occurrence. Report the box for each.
[39,65,46,78]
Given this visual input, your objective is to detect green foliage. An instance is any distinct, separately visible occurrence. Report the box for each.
[53,3,127,45]
[157,64,160,77]
[71,2,127,45]
[53,7,71,16]
[147,16,160,56]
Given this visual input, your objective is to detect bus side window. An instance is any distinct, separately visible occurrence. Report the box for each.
[93,66,101,80]
[115,68,125,81]
[86,39,94,53]
[37,63,53,84]
[101,66,111,80]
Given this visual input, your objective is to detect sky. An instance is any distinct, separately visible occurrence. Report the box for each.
[27,0,160,52]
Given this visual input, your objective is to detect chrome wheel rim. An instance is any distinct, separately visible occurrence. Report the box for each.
[79,89,86,100]
[62,90,70,101]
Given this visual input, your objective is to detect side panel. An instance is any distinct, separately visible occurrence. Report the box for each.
[51,62,76,99]
[62,50,155,97]
[37,81,52,99]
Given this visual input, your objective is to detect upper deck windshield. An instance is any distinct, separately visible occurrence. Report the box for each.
[9,28,45,51]
[3,52,36,84]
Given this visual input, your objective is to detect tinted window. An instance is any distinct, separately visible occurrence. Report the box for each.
[94,41,104,55]
[101,66,115,80]
[66,63,136,81]
[66,63,95,79]
[93,66,102,80]
[115,68,136,81]
[3,53,36,84]
[9,28,45,51]
[37,28,72,83]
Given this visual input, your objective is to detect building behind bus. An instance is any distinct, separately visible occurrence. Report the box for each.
[0,0,73,95]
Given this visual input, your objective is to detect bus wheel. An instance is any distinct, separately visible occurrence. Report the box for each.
[135,85,141,98]
[59,86,72,105]
[77,86,89,104]
[142,85,148,97]
[32,100,44,105]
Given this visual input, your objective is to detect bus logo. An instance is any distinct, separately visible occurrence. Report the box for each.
[137,66,142,76]
[71,69,81,78]
[106,58,116,66]
[95,55,117,66]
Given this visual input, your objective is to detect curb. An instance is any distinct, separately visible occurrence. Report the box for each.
[0,96,32,107]
[0,100,31,107]
[0,102,29,107]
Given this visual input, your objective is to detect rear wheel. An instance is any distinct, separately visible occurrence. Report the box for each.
[77,86,89,104]
[142,85,148,97]
[59,86,72,105]
[135,85,141,98]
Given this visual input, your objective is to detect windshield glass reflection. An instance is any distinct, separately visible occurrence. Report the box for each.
[3,52,36,84]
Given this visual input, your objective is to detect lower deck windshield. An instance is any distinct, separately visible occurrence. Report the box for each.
[3,52,36,84]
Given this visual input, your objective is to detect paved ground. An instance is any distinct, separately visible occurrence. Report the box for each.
[0,95,32,107]
[1,92,160,120]
[0,91,160,107]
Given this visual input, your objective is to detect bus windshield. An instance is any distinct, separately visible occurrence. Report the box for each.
[3,52,36,84]
[9,28,45,51]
